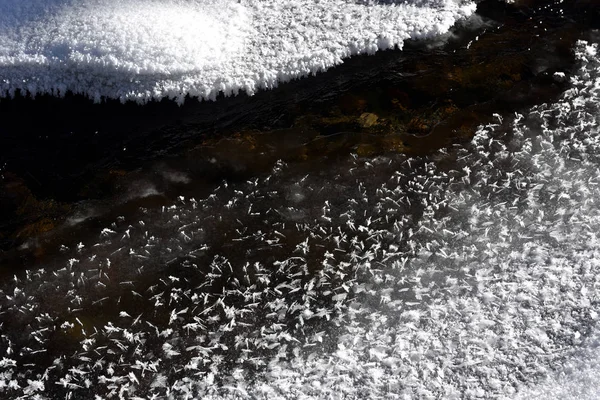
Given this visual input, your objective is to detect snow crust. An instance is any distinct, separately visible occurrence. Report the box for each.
[0,0,476,103]
[2,36,600,400]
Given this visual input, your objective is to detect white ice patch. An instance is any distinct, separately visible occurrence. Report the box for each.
[0,0,476,103]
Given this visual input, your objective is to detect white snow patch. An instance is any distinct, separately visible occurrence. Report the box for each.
[0,0,476,103]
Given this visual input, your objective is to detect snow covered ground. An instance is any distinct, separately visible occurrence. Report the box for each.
[1,34,600,398]
[0,0,475,103]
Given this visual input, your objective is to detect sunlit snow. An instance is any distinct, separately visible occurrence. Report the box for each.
[0,0,476,103]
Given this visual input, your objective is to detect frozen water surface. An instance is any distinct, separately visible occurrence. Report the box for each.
[0,0,476,103]
[1,33,600,397]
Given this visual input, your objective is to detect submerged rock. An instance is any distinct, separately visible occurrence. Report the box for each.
[358,112,379,128]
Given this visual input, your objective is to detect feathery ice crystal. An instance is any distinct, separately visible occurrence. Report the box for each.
[1,34,600,400]
[0,0,475,103]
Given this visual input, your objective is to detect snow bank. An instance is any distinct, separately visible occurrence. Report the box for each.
[0,0,476,103]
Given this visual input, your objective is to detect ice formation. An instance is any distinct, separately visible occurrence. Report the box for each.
[1,38,600,398]
[0,0,476,103]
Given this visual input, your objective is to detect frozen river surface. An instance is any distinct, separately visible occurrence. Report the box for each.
[2,33,600,399]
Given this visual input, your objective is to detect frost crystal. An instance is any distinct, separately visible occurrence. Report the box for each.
[0,0,475,103]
